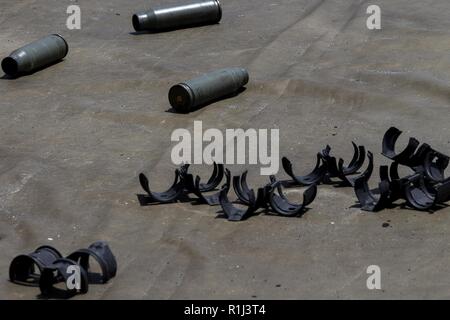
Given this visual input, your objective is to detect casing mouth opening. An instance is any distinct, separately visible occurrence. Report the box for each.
[132,14,143,31]
[2,57,19,76]
[214,0,223,22]
[240,68,250,86]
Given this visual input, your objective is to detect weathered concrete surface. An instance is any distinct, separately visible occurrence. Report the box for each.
[1,0,450,299]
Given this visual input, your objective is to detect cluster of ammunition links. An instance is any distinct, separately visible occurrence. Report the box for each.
[354,127,450,212]
[139,127,450,221]
[1,1,248,114]
[282,127,450,211]
[284,126,450,212]
[139,163,317,222]
[9,242,117,298]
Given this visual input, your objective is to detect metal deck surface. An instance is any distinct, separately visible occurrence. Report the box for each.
[1,0,450,299]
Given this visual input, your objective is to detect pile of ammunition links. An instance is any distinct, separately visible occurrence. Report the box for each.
[138,127,450,221]
[9,242,117,298]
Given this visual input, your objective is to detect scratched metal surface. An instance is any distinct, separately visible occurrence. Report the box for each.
[1,0,450,299]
